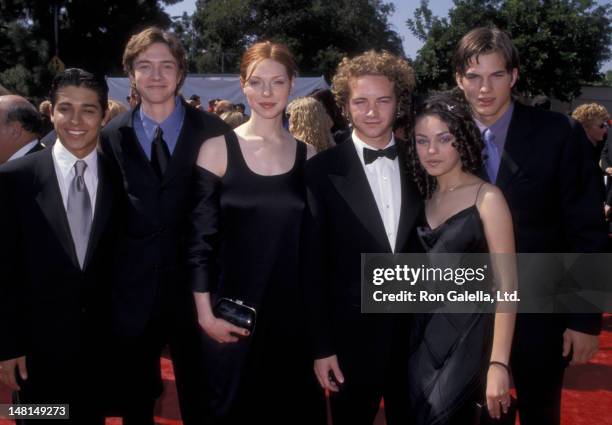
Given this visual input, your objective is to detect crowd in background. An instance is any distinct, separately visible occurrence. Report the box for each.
[0,23,610,425]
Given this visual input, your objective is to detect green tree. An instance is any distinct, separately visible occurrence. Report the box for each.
[189,0,404,79]
[407,0,612,101]
[0,0,180,100]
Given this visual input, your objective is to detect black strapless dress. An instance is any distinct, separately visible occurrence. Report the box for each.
[407,205,494,425]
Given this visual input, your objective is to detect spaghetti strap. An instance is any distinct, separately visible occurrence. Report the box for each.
[474,183,486,205]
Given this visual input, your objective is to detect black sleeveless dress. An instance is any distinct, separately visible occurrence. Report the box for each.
[186,131,324,424]
[407,202,494,425]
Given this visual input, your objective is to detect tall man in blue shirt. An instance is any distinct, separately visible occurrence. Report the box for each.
[454,27,607,425]
[101,27,229,425]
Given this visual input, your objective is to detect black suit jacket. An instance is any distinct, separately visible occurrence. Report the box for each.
[0,147,118,363]
[100,102,230,336]
[599,136,612,205]
[302,139,422,364]
[40,130,57,148]
[497,102,607,334]
[26,140,46,155]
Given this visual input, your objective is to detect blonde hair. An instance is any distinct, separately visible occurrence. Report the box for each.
[287,97,334,152]
[108,99,127,119]
[572,103,609,125]
[103,99,128,127]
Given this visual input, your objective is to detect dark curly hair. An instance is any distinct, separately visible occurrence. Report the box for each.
[406,91,484,198]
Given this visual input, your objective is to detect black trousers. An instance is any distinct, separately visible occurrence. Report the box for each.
[511,315,567,425]
[112,281,205,425]
[17,350,106,425]
[329,319,412,425]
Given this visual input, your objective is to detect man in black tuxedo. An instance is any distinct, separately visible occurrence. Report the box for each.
[454,27,607,425]
[0,95,46,164]
[303,51,422,425]
[0,68,118,424]
[100,27,229,424]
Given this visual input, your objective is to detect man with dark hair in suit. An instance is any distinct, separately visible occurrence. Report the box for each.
[303,50,421,425]
[0,68,119,424]
[0,95,46,164]
[100,26,229,425]
[454,27,607,425]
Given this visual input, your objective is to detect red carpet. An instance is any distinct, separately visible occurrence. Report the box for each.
[1,315,611,425]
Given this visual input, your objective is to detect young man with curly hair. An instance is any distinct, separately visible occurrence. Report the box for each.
[302,50,421,425]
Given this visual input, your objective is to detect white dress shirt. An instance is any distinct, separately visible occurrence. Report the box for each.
[52,139,98,214]
[7,139,39,162]
[352,130,402,252]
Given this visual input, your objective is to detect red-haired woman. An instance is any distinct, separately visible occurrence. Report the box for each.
[185,41,323,424]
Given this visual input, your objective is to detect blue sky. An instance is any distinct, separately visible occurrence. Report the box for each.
[164,0,612,72]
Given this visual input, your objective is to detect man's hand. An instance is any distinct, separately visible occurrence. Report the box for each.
[562,329,599,365]
[314,355,344,392]
[0,356,27,390]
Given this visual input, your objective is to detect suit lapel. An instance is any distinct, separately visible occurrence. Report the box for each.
[83,151,112,269]
[329,141,392,252]
[496,103,534,190]
[35,149,79,268]
[27,141,46,155]
[394,148,422,252]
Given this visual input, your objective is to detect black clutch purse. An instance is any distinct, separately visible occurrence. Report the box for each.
[213,297,257,333]
[475,396,517,425]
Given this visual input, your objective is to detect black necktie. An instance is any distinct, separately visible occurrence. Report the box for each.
[151,126,170,179]
[363,145,398,164]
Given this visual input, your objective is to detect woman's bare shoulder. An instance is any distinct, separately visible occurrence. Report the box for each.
[197,134,228,177]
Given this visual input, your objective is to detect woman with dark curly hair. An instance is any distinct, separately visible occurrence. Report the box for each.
[405,92,517,424]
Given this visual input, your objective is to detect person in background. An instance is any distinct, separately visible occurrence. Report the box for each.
[188,94,202,110]
[207,98,220,113]
[234,102,247,114]
[572,103,609,162]
[38,99,54,136]
[0,95,46,164]
[287,96,334,152]
[310,88,350,144]
[126,86,140,109]
[102,99,128,127]
[219,110,248,129]
[531,95,551,110]
[214,99,233,115]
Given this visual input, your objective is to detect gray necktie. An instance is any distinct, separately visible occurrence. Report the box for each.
[66,160,92,268]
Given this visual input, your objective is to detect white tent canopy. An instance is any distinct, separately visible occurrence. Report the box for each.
[107,74,329,113]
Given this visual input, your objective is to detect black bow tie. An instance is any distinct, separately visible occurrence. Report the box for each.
[363,145,397,164]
